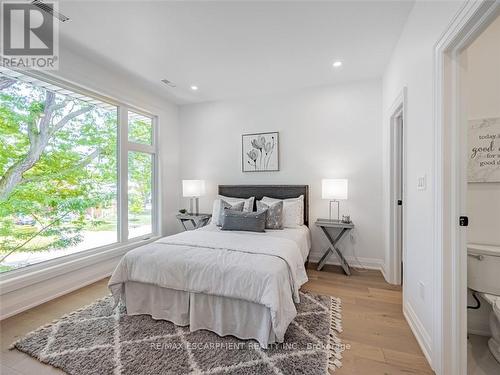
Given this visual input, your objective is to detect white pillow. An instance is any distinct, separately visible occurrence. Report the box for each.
[261,195,304,228]
[211,195,255,225]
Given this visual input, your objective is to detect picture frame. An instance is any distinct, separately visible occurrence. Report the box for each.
[467,117,500,182]
[242,131,279,172]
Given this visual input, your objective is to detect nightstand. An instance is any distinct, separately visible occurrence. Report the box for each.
[176,213,211,231]
[315,219,355,274]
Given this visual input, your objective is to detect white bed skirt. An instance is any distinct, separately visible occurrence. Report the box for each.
[124,281,277,347]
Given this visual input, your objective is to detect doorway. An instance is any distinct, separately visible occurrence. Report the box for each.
[462,13,500,374]
[434,1,500,373]
[389,88,406,286]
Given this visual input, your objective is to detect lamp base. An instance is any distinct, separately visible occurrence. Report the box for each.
[329,200,340,221]
[189,197,200,216]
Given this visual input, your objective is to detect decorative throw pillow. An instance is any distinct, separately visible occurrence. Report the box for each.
[216,200,244,226]
[261,195,304,228]
[221,209,267,232]
[220,195,255,212]
[211,196,255,225]
[256,200,284,229]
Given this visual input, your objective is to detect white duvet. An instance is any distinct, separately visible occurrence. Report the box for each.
[108,228,309,341]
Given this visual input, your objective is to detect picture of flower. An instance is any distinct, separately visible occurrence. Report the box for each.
[242,132,279,172]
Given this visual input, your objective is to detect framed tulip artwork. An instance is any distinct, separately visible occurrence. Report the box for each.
[242,132,279,172]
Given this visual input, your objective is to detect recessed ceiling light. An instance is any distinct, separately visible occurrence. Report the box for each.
[190,85,198,91]
[332,61,343,68]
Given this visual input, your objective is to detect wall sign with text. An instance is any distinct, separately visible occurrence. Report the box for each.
[468,117,500,182]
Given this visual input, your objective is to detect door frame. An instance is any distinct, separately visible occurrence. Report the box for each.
[433,1,499,374]
[388,88,407,285]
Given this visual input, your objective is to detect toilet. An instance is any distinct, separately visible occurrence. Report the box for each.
[468,244,500,363]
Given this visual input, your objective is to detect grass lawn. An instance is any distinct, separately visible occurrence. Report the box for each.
[0,231,56,251]
[0,264,13,272]
[86,220,117,232]
[85,213,151,231]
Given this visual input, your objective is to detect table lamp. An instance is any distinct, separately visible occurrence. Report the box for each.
[182,180,205,215]
[322,179,348,221]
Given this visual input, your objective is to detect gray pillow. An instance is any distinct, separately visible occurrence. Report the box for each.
[256,200,284,229]
[217,200,244,226]
[221,209,267,232]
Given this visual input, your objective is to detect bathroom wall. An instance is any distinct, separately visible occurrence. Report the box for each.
[466,16,500,247]
[466,15,500,336]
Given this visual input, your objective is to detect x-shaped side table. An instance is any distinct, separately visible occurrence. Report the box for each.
[315,219,355,275]
[176,213,212,231]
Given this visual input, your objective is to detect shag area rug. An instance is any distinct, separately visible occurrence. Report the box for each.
[11,291,343,375]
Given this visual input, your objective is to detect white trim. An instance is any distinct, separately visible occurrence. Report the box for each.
[387,87,407,285]
[403,301,433,367]
[127,142,155,154]
[380,263,389,282]
[433,2,500,374]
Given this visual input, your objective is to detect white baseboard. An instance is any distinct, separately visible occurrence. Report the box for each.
[380,263,389,282]
[403,301,433,370]
[308,252,384,271]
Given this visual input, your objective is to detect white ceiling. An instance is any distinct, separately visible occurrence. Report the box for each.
[58,1,414,104]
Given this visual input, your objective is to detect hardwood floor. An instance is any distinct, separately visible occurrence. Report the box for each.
[0,266,433,375]
[303,265,433,374]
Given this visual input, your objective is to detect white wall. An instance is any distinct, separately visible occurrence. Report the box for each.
[466,15,500,247]
[382,0,464,368]
[179,80,384,268]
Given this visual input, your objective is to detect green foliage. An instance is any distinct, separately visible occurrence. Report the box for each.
[128,151,152,217]
[0,264,12,272]
[128,116,152,145]
[0,78,153,271]
[0,79,120,261]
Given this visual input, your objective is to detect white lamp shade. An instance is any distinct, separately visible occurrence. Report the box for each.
[322,179,348,200]
[182,180,206,197]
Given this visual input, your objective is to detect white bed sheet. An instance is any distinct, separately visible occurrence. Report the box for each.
[198,224,311,262]
[111,224,311,347]
[124,282,276,346]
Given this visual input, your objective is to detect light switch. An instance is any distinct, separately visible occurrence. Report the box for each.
[417,175,426,191]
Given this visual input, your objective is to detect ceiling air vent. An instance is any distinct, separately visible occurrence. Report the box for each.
[31,1,70,23]
[161,79,176,88]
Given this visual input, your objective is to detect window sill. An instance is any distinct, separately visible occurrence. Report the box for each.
[0,236,160,295]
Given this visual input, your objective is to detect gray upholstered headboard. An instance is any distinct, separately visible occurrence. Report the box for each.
[218,185,309,226]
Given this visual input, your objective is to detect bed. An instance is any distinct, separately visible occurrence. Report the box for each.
[108,185,310,347]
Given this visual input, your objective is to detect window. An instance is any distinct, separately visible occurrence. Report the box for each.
[128,152,153,239]
[128,112,152,145]
[0,69,157,273]
[126,111,155,239]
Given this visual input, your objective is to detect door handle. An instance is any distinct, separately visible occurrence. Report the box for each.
[459,216,469,226]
